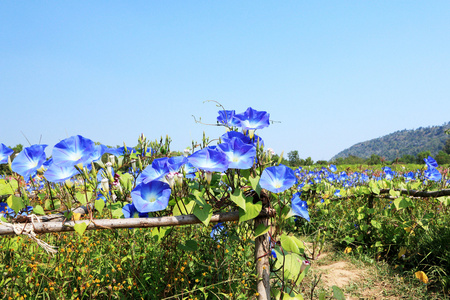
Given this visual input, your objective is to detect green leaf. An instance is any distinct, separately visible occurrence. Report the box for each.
[438,196,450,206]
[238,199,262,222]
[394,197,411,210]
[249,176,261,197]
[389,189,400,197]
[173,200,195,216]
[76,192,87,205]
[332,285,346,300]
[177,240,198,252]
[193,203,213,226]
[319,291,326,300]
[360,186,371,195]
[44,199,61,210]
[32,205,45,215]
[254,223,270,238]
[369,181,380,195]
[280,234,305,255]
[112,207,124,218]
[240,169,251,180]
[7,195,24,213]
[190,189,207,206]
[74,222,88,237]
[0,179,16,195]
[273,250,303,280]
[282,292,304,300]
[230,189,247,211]
[119,173,133,192]
[95,199,105,214]
[371,219,382,229]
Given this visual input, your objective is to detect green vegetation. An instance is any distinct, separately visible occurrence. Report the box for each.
[332,122,450,162]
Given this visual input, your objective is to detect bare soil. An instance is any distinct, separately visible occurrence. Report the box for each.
[304,250,404,300]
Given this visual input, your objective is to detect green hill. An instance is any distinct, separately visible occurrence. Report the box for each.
[331,122,450,161]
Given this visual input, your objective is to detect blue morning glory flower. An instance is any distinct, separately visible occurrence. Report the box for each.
[0,202,9,215]
[424,156,438,168]
[233,107,270,131]
[383,167,395,180]
[135,163,170,185]
[291,192,310,222]
[0,144,14,164]
[89,144,107,163]
[221,131,252,144]
[51,135,96,167]
[217,138,256,169]
[167,156,188,172]
[217,110,241,127]
[329,164,337,172]
[182,162,198,179]
[187,147,229,173]
[259,164,296,193]
[425,166,442,182]
[11,144,48,180]
[44,164,79,183]
[404,171,415,181]
[105,147,126,157]
[131,180,172,213]
[271,249,277,259]
[122,202,149,218]
[2,205,33,218]
[210,222,226,242]
[152,156,188,173]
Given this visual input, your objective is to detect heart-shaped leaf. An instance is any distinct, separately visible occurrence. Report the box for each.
[74,222,88,237]
[193,203,213,226]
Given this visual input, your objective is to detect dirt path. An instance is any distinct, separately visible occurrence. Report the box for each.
[304,250,403,300]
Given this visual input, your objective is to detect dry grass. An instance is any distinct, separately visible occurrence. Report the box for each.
[298,242,449,300]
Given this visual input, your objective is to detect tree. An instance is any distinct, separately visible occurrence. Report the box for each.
[287,150,300,167]
[303,157,314,166]
[272,154,289,166]
[436,150,450,165]
[398,154,415,164]
[444,138,450,155]
[367,154,382,165]
[416,151,431,164]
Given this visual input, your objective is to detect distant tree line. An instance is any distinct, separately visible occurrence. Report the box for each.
[286,137,450,167]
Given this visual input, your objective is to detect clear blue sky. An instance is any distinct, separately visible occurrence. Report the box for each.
[1,1,449,161]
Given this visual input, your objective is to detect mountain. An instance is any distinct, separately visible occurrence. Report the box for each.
[331,122,450,161]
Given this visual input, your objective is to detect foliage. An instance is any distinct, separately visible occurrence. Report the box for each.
[332,122,450,161]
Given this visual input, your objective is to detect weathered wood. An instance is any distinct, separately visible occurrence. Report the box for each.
[254,215,271,300]
[0,209,276,236]
[378,188,450,198]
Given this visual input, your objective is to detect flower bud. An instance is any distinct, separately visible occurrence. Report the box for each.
[176,173,183,187]
[205,171,213,184]
[101,178,109,193]
[300,260,310,273]
[65,179,74,189]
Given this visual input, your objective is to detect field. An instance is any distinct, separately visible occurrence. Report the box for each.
[1,107,449,299]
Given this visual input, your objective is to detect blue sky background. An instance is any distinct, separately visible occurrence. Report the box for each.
[1,1,449,161]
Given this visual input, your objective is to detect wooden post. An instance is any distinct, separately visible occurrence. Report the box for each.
[254,215,271,300]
